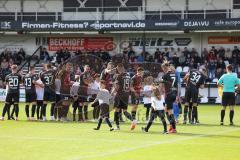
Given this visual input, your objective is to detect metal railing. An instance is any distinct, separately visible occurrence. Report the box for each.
[0,6,240,21]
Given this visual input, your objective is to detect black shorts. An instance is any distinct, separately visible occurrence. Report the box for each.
[144,103,151,108]
[43,87,55,102]
[222,92,235,106]
[78,96,88,103]
[25,91,37,103]
[99,103,110,118]
[165,91,177,110]
[6,92,19,103]
[61,94,71,101]
[131,93,140,105]
[185,86,199,104]
[114,96,128,110]
[55,94,61,104]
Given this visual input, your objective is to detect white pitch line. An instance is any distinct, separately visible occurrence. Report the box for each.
[70,128,240,160]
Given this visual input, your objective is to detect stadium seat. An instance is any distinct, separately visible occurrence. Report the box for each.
[183,66,189,73]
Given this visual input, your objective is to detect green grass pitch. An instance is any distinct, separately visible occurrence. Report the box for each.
[0,103,240,160]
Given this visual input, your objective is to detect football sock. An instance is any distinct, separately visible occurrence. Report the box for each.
[124,111,133,121]
[131,111,136,120]
[14,104,19,118]
[178,103,182,114]
[169,114,176,129]
[105,118,113,128]
[50,103,55,117]
[25,105,29,118]
[188,107,192,122]
[84,105,88,120]
[230,110,234,123]
[196,107,199,121]
[220,109,225,122]
[146,107,150,120]
[183,106,188,121]
[42,104,47,117]
[192,106,197,123]
[79,106,83,121]
[114,112,119,126]
[31,104,36,118]
[96,118,103,129]
[2,103,10,117]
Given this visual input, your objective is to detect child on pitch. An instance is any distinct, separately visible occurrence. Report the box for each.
[142,86,168,134]
[143,76,153,121]
[93,80,114,131]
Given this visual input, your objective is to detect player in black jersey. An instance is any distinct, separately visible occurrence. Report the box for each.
[183,67,206,124]
[112,63,137,130]
[40,64,56,121]
[24,66,43,120]
[161,62,178,133]
[1,65,22,121]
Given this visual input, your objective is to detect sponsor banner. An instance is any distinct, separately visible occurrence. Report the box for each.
[175,38,192,46]
[1,18,240,31]
[48,37,113,51]
[0,88,25,102]
[208,36,240,44]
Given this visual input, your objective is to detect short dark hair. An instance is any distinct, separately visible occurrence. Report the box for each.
[226,64,233,71]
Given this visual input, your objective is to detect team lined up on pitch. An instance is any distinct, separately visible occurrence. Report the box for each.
[1,62,239,133]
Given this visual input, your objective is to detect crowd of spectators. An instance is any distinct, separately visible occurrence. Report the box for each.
[1,45,240,88]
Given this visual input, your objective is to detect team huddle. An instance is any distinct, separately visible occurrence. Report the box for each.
[1,61,239,133]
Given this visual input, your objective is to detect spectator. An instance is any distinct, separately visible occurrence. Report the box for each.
[40,48,50,62]
[225,48,232,62]
[216,58,226,79]
[18,48,26,61]
[191,48,198,57]
[63,48,71,61]
[56,49,64,64]
[136,52,144,62]
[169,47,175,58]
[101,50,111,62]
[202,48,209,60]
[208,59,217,80]
[207,51,217,61]
[211,46,218,55]
[128,47,135,59]
[171,53,180,67]
[183,47,190,57]
[162,48,169,58]
[218,47,225,59]
[154,48,161,62]
[176,48,182,57]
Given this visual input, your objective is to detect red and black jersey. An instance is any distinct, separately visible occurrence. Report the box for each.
[162,71,178,94]
[5,73,22,93]
[58,70,71,94]
[78,71,91,96]
[131,74,143,94]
